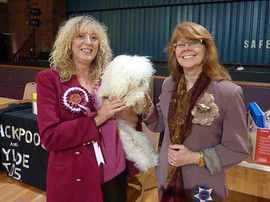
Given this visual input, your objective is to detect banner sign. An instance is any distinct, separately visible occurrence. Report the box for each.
[0,105,49,191]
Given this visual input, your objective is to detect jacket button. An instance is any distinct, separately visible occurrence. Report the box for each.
[76,178,82,182]
[87,141,91,145]
[91,141,95,144]
[75,151,80,155]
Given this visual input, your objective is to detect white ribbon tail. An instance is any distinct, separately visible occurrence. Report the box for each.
[78,104,91,112]
[93,142,105,166]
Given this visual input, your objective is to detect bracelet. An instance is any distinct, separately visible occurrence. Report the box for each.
[198,151,205,167]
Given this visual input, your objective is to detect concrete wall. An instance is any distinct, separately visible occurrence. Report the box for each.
[153,77,270,112]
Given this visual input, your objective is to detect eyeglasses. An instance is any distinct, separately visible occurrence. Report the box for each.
[173,39,204,50]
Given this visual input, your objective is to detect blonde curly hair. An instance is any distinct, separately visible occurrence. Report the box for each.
[166,21,231,82]
[49,15,112,84]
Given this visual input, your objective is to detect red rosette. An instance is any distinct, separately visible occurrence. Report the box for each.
[61,86,93,114]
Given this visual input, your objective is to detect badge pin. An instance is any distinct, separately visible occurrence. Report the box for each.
[194,185,213,202]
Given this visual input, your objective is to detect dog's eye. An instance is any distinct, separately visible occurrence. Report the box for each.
[139,80,144,87]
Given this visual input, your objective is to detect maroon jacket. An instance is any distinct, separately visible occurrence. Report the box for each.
[36,69,139,202]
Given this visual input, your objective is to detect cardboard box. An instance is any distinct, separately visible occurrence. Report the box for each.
[248,113,270,165]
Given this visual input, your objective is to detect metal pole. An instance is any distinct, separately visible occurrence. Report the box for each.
[27,0,32,59]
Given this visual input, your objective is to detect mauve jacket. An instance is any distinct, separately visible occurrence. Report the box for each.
[148,76,250,200]
[36,69,134,202]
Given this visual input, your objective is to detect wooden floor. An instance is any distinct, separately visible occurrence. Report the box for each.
[0,168,158,202]
[1,166,270,202]
[0,170,46,202]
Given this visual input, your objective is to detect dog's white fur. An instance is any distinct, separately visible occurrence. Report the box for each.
[97,55,159,172]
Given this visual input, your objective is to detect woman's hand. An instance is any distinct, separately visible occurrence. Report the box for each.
[94,98,126,126]
[116,106,138,128]
[168,144,200,167]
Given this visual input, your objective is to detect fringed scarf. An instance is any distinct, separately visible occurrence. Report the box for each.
[161,72,211,202]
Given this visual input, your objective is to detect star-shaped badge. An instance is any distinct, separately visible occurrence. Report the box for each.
[194,185,213,202]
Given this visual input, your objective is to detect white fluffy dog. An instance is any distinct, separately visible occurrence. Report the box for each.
[97,55,159,172]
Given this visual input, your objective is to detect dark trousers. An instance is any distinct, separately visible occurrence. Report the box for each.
[101,170,127,202]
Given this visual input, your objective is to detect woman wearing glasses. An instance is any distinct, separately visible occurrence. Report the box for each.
[36,15,138,202]
[144,22,249,201]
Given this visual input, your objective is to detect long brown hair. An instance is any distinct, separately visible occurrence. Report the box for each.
[167,21,231,82]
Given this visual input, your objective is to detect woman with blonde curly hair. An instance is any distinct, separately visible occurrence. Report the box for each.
[144,22,249,201]
[36,15,138,202]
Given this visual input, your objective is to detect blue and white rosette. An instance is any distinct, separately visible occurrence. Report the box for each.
[194,185,213,202]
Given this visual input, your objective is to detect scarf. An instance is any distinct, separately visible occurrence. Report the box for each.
[161,72,211,202]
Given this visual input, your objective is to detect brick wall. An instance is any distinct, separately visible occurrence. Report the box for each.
[7,0,66,60]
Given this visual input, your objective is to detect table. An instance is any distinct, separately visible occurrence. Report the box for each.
[226,157,270,199]
[0,103,49,191]
[0,97,18,104]
[0,97,18,109]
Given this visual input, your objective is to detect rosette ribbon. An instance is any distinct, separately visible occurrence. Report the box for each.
[62,86,103,165]
[62,86,97,118]
[194,185,213,202]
